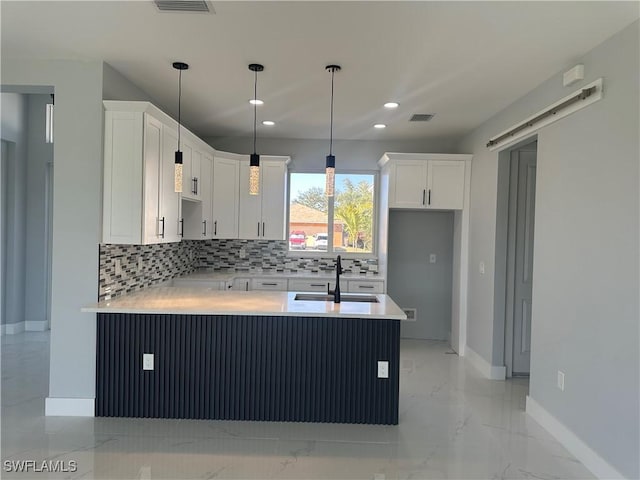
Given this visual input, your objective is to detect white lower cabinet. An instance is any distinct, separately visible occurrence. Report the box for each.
[232,278,251,291]
[251,278,288,291]
[346,280,384,293]
[172,278,227,290]
[288,279,335,292]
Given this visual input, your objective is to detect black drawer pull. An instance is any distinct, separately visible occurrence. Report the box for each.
[358,285,375,289]
[261,282,278,286]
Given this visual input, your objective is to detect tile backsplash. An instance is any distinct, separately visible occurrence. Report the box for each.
[99,242,198,301]
[99,239,379,300]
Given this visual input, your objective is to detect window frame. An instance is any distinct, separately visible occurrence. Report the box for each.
[286,169,379,259]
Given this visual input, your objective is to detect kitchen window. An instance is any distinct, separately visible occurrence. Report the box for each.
[288,172,376,255]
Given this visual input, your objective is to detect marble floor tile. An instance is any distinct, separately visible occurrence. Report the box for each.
[1,333,594,479]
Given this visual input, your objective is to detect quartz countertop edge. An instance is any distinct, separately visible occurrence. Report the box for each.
[83,287,407,320]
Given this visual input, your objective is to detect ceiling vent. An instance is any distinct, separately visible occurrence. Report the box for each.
[154,0,212,13]
[409,114,435,122]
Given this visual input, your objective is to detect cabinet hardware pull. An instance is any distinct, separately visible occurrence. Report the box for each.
[262,282,278,286]
[257,222,260,237]
[428,189,431,205]
[262,222,265,237]
[310,284,325,287]
[195,177,198,195]
[160,217,165,238]
[359,285,374,289]
[214,221,217,236]
[422,189,426,205]
[203,220,206,236]
[245,281,249,291]
[180,218,184,237]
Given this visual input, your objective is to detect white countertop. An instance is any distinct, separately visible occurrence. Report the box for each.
[83,287,407,320]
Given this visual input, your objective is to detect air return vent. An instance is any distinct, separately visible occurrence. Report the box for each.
[409,114,435,122]
[402,308,417,321]
[154,0,212,13]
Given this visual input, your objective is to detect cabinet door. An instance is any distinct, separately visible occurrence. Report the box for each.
[183,145,201,201]
[251,278,288,291]
[212,156,239,239]
[142,115,162,244]
[427,161,465,210]
[102,111,144,245]
[238,159,262,239]
[260,160,287,240]
[200,154,213,239]
[160,127,182,243]
[232,278,251,291]
[389,161,428,208]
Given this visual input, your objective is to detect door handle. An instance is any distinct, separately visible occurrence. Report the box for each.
[160,217,165,238]
[428,189,431,205]
[180,218,184,237]
[262,222,265,237]
[194,177,198,195]
[422,189,426,205]
[257,222,260,237]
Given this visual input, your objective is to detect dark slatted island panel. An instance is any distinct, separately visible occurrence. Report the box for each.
[96,314,400,425]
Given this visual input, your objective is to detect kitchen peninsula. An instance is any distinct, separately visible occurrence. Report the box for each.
[83,288,406,425]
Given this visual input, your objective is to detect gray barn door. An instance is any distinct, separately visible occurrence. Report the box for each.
[511,150,536,375]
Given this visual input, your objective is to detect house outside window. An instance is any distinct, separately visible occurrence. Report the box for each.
[288,172,376,256]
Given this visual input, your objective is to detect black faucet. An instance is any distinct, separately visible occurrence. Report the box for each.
[328,255,343,303]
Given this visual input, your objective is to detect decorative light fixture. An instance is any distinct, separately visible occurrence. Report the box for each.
[173,61,189,193]
[325,64,341,197]
[248,63,264,195]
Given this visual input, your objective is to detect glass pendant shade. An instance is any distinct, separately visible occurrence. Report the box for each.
[249,153,260,195]
[325,154,335,197]
[174,151,183,193]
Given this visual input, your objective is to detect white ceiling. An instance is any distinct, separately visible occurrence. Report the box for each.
[2,1,637,141]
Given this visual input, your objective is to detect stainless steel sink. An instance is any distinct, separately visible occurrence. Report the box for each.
[294,293,379,303]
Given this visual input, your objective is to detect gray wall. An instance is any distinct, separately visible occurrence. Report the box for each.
[0,93,27,327]
[206,136,458,171]
[25,94,54,328]
[2,60,105,400]
[388,210,453,341]
[457,20,639,478]
[102,62,159,104]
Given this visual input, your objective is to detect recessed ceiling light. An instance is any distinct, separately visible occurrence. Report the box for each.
[374,124,386,129]
[262,120,275,126]
[249,99,264,105]
[384,102,399,109]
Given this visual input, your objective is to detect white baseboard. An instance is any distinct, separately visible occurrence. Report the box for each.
[25,320,48,331]
[45,397,95,417]
[526,396,624,479]
[464,344,506,380]
[4,322,25,335]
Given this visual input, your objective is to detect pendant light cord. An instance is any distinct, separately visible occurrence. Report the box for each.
[253,69,258,155]
[177,69,182,150]
[329,68,335,156]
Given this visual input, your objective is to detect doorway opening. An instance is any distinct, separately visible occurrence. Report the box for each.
[495,138,538,378]
[0,91,54,334]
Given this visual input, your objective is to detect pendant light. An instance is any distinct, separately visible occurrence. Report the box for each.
[325,65,341,197]
[173,61,189,193]
[248,63,264,195]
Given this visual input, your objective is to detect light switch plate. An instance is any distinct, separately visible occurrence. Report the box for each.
[377,361,389,379]
[143,353,154,371]
[429,254,437,263]
[479,261,485,275]
[557,370,565,391]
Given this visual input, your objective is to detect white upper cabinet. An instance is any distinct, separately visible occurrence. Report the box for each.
[211,153,241,239]
[182,153,213,240]
[380,153,470,211]
[181,142,202,201]
[238,157,289,240]
[102,101,214,245]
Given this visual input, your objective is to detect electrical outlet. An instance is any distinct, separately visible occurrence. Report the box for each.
[377,361,389,379]
[143,353,154,371]
[137,257,144,272]
[115,258,122,276]
[239,249,246,259]
[479,261,485,275]
[557,370,565,391]
[429,254,437,263]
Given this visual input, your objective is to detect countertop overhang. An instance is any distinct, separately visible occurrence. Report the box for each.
[83,287,408,320]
